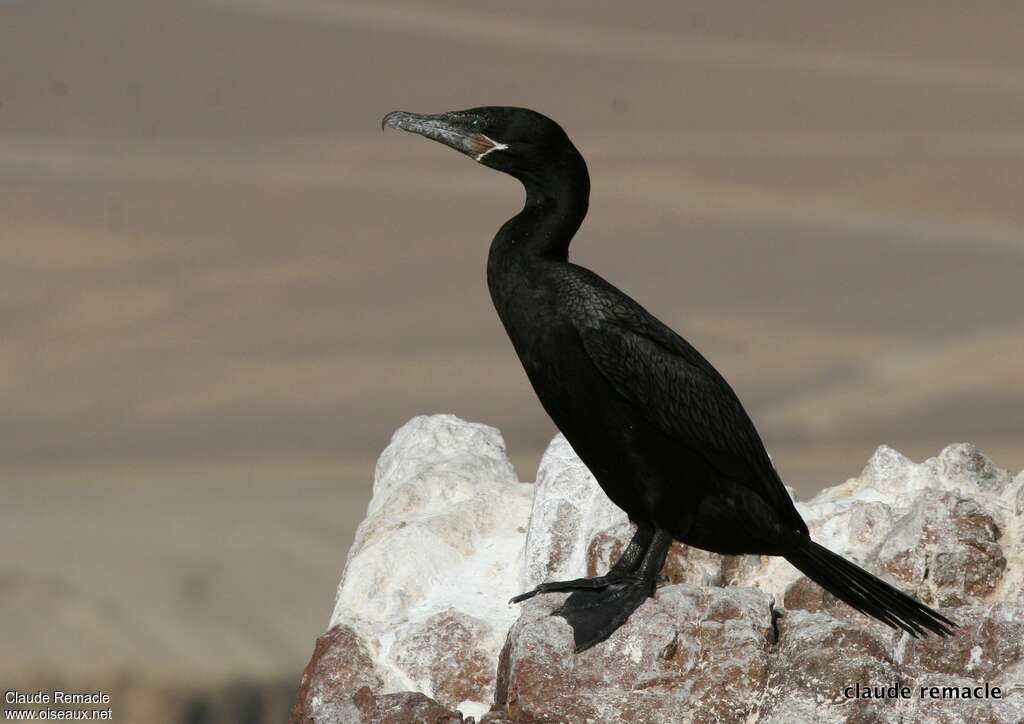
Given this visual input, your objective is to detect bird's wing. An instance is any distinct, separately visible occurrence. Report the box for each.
[577,315,799,521]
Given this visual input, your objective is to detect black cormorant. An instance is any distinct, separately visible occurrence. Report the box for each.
[382,107,956,652]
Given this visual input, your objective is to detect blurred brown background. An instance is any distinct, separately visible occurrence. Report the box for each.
[2,1,1022,720]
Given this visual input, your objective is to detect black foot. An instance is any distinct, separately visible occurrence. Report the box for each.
[553,574,656,652]
[509,573,625,604]
[511,528,673,652]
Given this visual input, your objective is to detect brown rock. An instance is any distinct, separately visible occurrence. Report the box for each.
[290,649,465,724]
[501,584,773,723]
[352,688,464,724]
[782,574,897,627]
[874,491,1006,606]
[296,436,1024,723]
[782,575,836,614]
[761,611,901,724]
[391,609,496,711]
[898,676,1003,724]
[661,543,726,587]
[901,602,1024,682]
[290,625,384,724]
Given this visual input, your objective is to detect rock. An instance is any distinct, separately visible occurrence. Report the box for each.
[521,434,627,591]
[874,492,1006,606]
[761,611,901,724]
[586,523,725,587]
[900,602,1024,724]
[289,625,384,724]
[328,415,533,720]
[726,441,1020,607]
[350,689,463,724]
[390,610,495,711]
[293,417,1023,722]
[936,443,1014,494]
[501,585,774,723]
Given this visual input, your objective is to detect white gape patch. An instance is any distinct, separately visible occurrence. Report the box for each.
[475,135,509,162]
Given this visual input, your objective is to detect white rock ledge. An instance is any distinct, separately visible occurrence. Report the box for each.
[292,415,1024,724]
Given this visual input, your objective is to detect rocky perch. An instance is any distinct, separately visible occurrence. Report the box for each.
[290,415,1024,723]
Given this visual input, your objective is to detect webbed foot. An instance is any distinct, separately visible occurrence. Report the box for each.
[511,527,674,651]
[553,573,658,652]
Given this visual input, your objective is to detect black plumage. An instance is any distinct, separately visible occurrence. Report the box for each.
[382,106,955,651]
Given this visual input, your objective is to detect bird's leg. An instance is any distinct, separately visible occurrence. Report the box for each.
[509,523,655,604]
[554,528,673,652]
[607,522,657,577]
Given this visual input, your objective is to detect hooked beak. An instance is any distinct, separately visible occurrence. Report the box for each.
[382,110,507,161]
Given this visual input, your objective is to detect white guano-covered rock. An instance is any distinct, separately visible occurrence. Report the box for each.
[327,415,533,718]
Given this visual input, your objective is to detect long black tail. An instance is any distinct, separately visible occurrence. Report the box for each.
[784,539,956,637]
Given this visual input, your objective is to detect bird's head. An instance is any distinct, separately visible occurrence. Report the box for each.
[382,106,585,190]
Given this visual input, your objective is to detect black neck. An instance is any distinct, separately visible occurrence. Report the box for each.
[488,156,590,263]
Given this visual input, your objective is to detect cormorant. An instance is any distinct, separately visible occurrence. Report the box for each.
[382,107,956,652]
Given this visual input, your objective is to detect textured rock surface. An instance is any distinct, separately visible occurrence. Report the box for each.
[502,585,774,723]
[390,610,495,711]
[322,415,533,721]
[290,625,384,723]
[293,416,1024,722]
